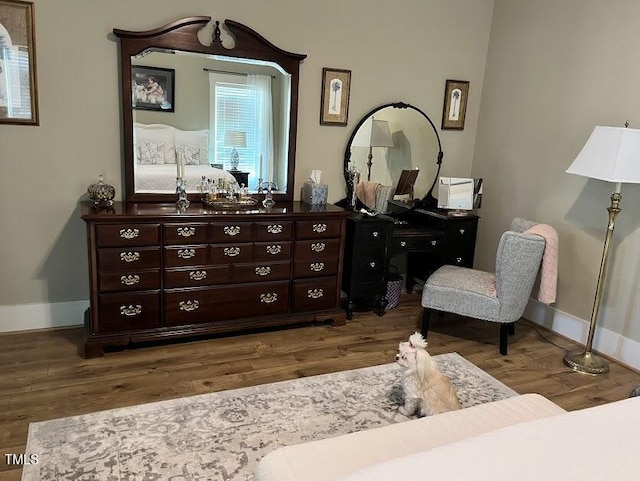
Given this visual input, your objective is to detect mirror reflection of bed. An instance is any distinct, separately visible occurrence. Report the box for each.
[347,104,440,212]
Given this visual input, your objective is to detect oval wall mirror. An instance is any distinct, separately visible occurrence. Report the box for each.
[114,17,306,202]
[343,102,443,210]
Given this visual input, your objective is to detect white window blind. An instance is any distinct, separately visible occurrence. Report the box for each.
[1,46,32,119]
[214,82,259,179]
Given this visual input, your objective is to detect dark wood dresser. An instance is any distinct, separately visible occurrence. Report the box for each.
[81,202,348,357]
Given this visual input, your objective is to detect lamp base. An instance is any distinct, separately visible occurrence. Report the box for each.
[563,350,609,375]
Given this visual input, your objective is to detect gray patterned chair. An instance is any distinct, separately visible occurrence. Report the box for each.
[421,218,545,354]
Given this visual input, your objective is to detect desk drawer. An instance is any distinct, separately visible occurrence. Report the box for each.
[392,235,442,254]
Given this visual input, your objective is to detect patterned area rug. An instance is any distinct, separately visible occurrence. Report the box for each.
[23,352,516,481]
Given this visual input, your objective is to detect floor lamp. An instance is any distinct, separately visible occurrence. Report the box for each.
[563,124,640,374]
[352,117,395,181]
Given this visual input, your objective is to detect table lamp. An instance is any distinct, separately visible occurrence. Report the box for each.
[352,117,394,181]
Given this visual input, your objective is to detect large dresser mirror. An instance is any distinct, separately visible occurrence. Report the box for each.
[343,102,443,210]
[114,17,306,202]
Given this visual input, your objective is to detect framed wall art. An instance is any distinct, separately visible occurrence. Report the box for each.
[441,79,469,130]
[132,66,175,112]
[0,0,38,125]
[320,67,351,126]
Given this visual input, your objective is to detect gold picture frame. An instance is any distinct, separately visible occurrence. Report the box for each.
[0,0,38,125]
[320,67,351,126]
[441,79,469,130]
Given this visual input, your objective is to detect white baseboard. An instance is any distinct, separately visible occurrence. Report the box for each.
[525,299,640,372]
[0,300,87,333]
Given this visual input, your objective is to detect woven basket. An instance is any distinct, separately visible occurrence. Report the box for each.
[385,266,403,311]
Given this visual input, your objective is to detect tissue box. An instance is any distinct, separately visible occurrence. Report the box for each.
[302,181,328,205]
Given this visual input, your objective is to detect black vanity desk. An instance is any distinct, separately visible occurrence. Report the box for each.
[341,202,479,318]
[387,200,479,291]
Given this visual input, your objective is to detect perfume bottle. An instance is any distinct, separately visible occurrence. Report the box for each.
[176,177,189,209]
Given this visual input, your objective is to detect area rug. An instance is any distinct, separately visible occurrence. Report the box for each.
[23,352,517,481]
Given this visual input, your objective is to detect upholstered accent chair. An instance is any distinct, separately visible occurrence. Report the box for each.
[420,218,545,354]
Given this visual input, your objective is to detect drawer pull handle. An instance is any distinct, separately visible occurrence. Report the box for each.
[177,248,196,259]
[372,231,379,238]
[310,262,325,272]
[311,242,326,252]
[189,270,207,281]
[459,228,466,235]
[369,261,376,268]
[177,227,196,237]
[120,304,142,317]
[120,274,140,286]
[312,223,327,233]
[456,257,463,264]
[431,240,438,246]
[224,247,241,257]
[179,300,200,312]
[120,251,140,263]
[307,288,324,299]
[267,224,283,234]
[260,293,278,304]
[255,266,272,276]
[266,244,282,255]
[119,228,139,239]
[223,226,241,236]
[400,240,407,247]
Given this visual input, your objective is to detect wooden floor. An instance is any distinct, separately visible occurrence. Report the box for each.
[1,293,638,480]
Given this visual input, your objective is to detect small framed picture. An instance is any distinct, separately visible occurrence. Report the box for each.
[441,79,470,130]
[132,66,175,112]
[0,0,39,125]
[320,67,351,126]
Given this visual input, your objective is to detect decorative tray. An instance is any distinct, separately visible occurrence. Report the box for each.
[204,197,259,209]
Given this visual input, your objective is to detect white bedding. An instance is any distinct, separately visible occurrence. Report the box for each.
[338,396,640,481]
[135,164,236,192]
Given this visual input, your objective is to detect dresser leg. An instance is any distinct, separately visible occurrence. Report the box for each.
[82,340,105,359]
[332,311,347,326]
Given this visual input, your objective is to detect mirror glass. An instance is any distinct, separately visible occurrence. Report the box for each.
[115,17,305,202]
[132,50,291,195]
[345,103,442,209]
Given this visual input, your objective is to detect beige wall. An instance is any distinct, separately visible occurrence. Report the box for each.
[473,0,640,345]
[0,0,494,311]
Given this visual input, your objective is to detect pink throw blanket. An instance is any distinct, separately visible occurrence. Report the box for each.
[524,223,559,304]
[355,181,380,210]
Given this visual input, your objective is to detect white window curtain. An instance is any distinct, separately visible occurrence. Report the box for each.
[247,74,274,184]
[209,72,275,188]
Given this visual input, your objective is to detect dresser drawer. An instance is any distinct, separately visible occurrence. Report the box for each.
[164,265,231,288]
[98,247,161,271]
[210,222,253,243]
[164,223,208,244]
[254,241,292,261]
[210,243,254,264]
[296,219,342,239]
[294,238,341,260]
[232,261,291,283]
[255,221,293,241]
[351,253,385,283]
[96,224,160,247]
[98,269,161,293]
[358,223,390,246]
[96,292,161,333]
[293,258,338,278]
[292,277,338,312]
[164,281,290,326]
[164,245,208,267]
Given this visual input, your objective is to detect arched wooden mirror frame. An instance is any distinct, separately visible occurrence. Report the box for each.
[114,16,306,202]
[342,101,444,209]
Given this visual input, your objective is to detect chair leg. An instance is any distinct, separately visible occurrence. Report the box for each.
[421,308,432,339]
[499,323,509,355]
[508,323,515,335]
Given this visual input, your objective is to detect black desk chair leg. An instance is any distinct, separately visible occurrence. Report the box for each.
[499,323,512,355]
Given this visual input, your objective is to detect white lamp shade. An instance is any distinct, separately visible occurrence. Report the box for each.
[352,117,395,148]
[224,130,247,148]
[567,126,640,183]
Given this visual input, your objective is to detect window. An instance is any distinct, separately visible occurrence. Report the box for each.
[210,72,274,189]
